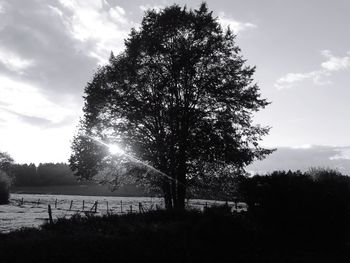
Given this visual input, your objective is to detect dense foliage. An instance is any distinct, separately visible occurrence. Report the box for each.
[0,170,10,204]
[11,163,79,186]
[0,151,13,204]
[0,152,13,174]
[239,168,350,246]
[70,3,272,209]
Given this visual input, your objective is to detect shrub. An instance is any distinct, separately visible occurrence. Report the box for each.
[239,170,350,249]
[0,170,11,204]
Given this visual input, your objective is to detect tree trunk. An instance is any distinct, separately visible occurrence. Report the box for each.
[174,167,186,210]
[163,181,173,210]
[174,122,188,210]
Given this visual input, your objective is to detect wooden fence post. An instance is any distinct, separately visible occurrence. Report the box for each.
[120,200,123,213]
[82,200,85,211]
[139,202,142,213]
[94,201,98,213]
[54,199,57,209]
[106,201,109,214]
[37,199,40,206]
[69,200,73,211]
[48,205,53,224]
[21,197,24,206]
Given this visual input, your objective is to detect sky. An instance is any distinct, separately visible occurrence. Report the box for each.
[0,0,350,173]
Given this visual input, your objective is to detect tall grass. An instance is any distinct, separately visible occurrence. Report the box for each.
[0,170,11,204]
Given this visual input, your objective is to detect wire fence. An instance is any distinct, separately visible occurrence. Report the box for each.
[0,194,247,232]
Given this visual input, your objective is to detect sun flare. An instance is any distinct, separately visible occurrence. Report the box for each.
[108,144,125,155]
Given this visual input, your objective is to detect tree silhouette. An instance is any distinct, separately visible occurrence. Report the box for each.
[0,151,13,204]
[70,3,273,209]
[0,151,14,173]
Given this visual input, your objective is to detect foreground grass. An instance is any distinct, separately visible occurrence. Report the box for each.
[0,208,348,263]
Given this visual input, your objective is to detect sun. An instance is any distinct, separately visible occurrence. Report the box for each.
[109,144,125,155]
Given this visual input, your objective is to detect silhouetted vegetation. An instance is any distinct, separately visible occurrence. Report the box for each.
[0,151,13,204]
[1,205,350,263]
[0,171,11,204]
[239,168,350,249]
[11,163,79,186]
[70,3,273,210]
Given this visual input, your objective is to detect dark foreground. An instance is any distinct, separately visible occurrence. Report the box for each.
[0,207,349,263]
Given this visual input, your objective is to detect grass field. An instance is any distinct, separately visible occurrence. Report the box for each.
[1,193,240,233]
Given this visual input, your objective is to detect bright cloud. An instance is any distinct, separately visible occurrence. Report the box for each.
[0,2,5,14]
[0,47,33,72]
[0,75,79,164]
[139,5,164,12]
[218,12,257,33]
[56,0,135,64]
[330,148,350,160]
[0,120,76,165]
[0,75,74,124]
[321,50,350,71]
[275,50,350,89]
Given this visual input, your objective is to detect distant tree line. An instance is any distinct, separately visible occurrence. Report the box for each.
[11,163,79,187]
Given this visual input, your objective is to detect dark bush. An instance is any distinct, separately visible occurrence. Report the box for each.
[0,170,11,204]
[239,169,350,249]
[0,210,258,263]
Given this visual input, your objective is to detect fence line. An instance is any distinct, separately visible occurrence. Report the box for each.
[10,196,247,224]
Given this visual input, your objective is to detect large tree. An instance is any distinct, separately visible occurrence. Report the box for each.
[70,3,273,209]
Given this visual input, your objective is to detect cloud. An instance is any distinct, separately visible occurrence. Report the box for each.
[218,12,257,33]
[7,112,54,127]
[0,0,100,99]
[56,0,136,64]
[248,145,350,175]
[0,0,133,127]
[138,7,256,34]
[320,50,350,71]
[0,0,138,163]
[275,50,350,89]
[0,47,33,72]
[0,1,6,14]
[0,74,75,125]
[139,5,164,12]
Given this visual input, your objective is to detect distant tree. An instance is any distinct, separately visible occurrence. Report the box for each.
[12,163,38,186]
[12,163,78,186]
[37,163,78,185]
[0,170,10,204]
[70,3,273,209]
[0,152,14,174]
[0,152,13,204]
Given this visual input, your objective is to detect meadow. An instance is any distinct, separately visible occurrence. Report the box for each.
[0,193,242,232]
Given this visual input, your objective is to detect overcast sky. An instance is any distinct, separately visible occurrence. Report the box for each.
[0,0,350,173]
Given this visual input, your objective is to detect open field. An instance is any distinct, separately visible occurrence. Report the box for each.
[0,193,245,233]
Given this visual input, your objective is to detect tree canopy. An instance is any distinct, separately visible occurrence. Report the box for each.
[70,3,273,209]
[0,151,13,204]
[0,151,14,173]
